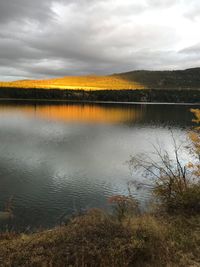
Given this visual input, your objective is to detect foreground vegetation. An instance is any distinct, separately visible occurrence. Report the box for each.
[0,110,200,266]
[0,210,199,267]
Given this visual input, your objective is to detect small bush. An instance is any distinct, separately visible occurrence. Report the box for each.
[108,195,140,221]
[153,175,200,214]
[130,135,200,215]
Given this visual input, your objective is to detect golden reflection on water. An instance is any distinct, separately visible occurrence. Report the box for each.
[0,103,143,124]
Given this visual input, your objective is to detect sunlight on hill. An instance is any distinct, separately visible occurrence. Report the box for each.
[0,75,145,90]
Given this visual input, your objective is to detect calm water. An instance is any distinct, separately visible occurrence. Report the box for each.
[0,100,198,231]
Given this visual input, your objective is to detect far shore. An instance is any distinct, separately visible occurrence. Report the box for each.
[0,87,200,104]
[0,97,200,105]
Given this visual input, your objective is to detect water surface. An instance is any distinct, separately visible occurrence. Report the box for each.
[0,101,198,230]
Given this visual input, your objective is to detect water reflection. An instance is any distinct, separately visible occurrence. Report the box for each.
[0,102,143,124]
[0,101,198,230]
[0,101,197,126]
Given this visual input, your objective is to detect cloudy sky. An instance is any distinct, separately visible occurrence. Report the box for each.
[0,0,200,81]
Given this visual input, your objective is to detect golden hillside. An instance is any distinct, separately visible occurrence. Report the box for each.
[0,75,145,90]
[1,68,200,91]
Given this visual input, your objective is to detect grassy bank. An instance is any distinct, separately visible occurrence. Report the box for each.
[0,210,199,267]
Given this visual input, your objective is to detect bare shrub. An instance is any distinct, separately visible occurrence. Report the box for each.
[129,131,200,214]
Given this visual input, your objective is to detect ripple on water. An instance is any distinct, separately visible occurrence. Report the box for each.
[0,102,194,230]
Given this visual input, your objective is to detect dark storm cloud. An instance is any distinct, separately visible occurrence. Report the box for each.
[0,0,200,80]
[0,0,55,23]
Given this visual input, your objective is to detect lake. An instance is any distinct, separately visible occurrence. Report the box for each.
[0,100,198,231]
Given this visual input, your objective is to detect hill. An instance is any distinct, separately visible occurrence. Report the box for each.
[0,75,144,91]
[1,67,200,90]
[117,67,200,90]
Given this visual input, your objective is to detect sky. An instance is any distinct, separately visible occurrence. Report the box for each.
[0,0,200,81]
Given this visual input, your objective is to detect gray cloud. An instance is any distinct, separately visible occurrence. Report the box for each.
[0,0,200,80]
[179,43,200,55]
[0,0,56,23]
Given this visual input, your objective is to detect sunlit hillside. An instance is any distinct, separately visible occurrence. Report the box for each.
[1,68,200,91]
[0,75,145,90]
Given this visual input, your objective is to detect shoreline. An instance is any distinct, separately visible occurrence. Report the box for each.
[0,98,200,106]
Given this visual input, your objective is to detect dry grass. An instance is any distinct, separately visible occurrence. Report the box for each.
[0,209,199,267]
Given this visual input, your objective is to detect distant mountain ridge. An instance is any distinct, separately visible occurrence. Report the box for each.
[116,67,200,89]
[1,67,200,90]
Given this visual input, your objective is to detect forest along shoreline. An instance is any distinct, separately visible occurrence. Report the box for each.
[0,87,200,103]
